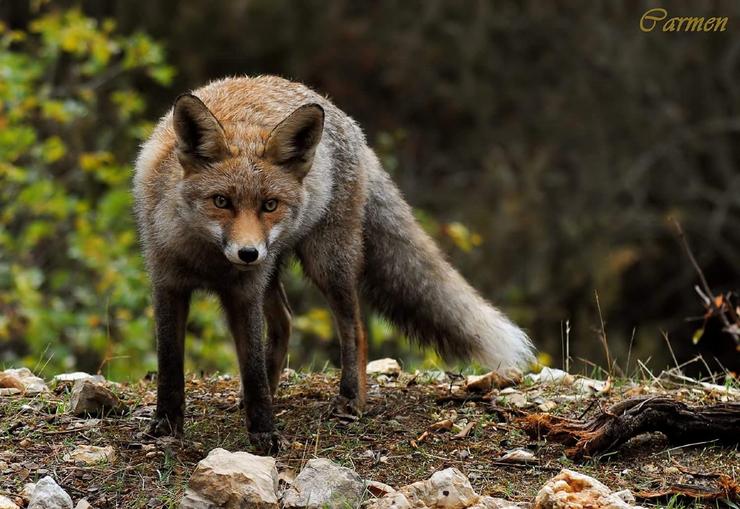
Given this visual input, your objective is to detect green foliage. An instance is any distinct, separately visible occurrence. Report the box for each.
[0,8,176,379]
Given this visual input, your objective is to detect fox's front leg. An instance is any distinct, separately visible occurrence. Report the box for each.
[150,285,191,436]
[220,287,277,453]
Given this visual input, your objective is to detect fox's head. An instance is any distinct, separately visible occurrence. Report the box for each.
[171,94,324,270]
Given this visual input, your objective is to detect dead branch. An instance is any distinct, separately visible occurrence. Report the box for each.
[520,396,740,461]
[672,218,740,345]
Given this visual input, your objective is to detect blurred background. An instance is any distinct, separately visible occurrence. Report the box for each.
[1,0,738,381]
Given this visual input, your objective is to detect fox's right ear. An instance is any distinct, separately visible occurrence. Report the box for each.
[173,94,229,172]
[264,103,324,180]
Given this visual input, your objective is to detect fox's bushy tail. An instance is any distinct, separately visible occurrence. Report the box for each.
[360,155,534,371]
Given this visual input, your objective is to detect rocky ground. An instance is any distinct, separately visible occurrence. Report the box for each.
[0,362,738,508]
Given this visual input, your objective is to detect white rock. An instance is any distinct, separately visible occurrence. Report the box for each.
[573,378,608,394]
[0,495,19,509]
[366,480,396,498]
[74,500,92,509]
[180,448,278,508]
[53,372,105,384]
[398,468,479,509]
[1,368,48,395]
[471,497,524,509]
[537,400,558,412]
[282,458,365,509]
[0,388,21,397]
[497,391,529,408]
[28,476,73,509]
[499,449,536,464]
[21,483,36,502]
[534,469,646,509]
[525,368,574,386]
[367,358,402,376]
[63,445,116,465]
[367,492,413,509]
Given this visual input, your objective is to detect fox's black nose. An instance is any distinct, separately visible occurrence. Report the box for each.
[237,247,259,263]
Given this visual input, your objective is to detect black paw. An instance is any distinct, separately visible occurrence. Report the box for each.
[332,394,365,418]
[249,431,281,455]
[148,414,183,437]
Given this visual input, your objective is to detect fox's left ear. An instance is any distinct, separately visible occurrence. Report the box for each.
[264,103,324,180]
[173,94,230,173]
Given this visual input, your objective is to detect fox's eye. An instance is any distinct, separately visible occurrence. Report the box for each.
[262,199,278,212]
[213,195,231,209]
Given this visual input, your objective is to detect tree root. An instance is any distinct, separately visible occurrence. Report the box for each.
[520,396,740,461]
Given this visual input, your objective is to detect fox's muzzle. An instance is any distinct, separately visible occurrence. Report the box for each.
[224,242,266,268]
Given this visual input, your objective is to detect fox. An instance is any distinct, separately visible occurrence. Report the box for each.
[133,75,534,452]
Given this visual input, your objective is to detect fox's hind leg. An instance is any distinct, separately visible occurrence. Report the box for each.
[265,280,292,396]
[298,232,367,416]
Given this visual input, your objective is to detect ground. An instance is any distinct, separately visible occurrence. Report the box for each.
[0,369,738,508]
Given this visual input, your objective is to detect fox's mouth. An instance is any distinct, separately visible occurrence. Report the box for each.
[231,261,258,272]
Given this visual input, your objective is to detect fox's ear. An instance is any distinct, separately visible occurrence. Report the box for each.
[173,94,229,171]
[264,103,324,179]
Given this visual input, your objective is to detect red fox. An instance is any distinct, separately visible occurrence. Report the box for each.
[134,76,534,452]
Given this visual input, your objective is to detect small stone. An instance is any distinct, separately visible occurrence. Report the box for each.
[0,388,21,396]
[70,380,125,416]
[63,445,116,466]
[537,400,558,412]
[180,448,278,508]
[499,449,536,464]
[1,368,48,395]
[398,468,479,509]
[53,372,105,384]
[534,469,646,509]
[497,391,529,408]
[74,500,92,509]
[282,458,365,509]
[21,483,36,502]
[525,368,574,386]
[368,492,412,509]
[366,480,396,498]
[0,495,19,509]
[28,476,73,509]
[0,373,25,392]
[367,358,402,376]
[573,377,609,395]
[471,496,524,509]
